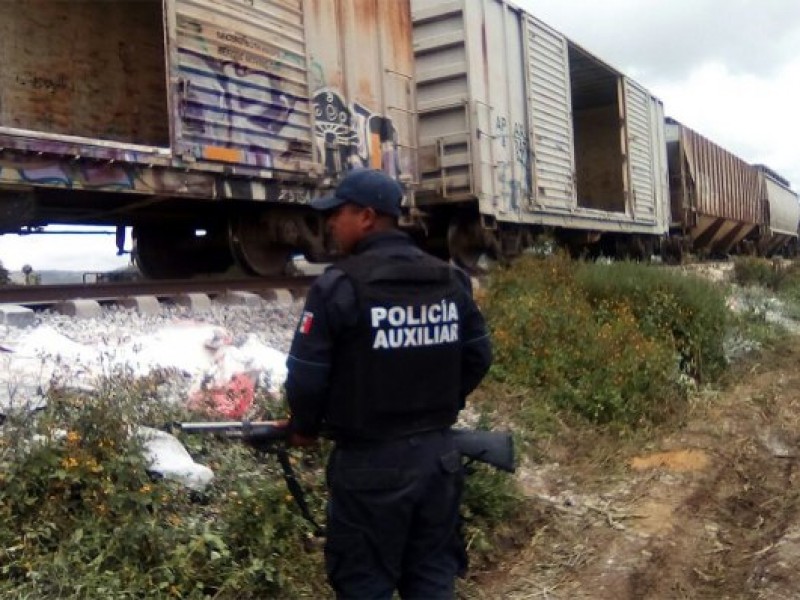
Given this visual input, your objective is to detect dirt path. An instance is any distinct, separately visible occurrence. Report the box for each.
[473,337,800,599]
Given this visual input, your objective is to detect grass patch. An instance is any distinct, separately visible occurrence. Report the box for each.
[733,256,786,290]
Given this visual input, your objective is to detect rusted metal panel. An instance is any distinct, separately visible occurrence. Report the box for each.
[303,0,417,186]
[0,0,169,147]
[666,118,763,252]
[412,0,667,235]
[169,0,314,171]
[0,0,414,206]
[667,119,762,225]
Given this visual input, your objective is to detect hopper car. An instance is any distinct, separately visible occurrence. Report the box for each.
[756,165,800,257]
[0,0,795,277]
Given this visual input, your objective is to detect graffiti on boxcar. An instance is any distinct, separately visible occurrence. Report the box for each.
[8,160,137,192]
[0,154,216,198]
[183,53,301,137]
[313,89,400,177]
[493,116,515,210]
[309,60,326,92]
[513,121,532,203]
[496,116,508,148]
[175,17,306,168]
[81,165,135,190]
[14,74,68,94]
[493,116,532,212]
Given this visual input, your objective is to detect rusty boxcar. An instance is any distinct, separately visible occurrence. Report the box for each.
[665,118,764,258]
[411,0,670,266]
[0,0,416,277]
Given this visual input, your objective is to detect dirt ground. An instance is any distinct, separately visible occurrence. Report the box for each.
[471,336,800,600]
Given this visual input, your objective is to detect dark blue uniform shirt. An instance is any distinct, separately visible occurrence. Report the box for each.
[285,230,492,438]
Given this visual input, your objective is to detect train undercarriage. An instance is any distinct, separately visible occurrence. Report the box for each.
[434,207,666,271]
[0,187,331,279]
[1,186,790,280]
[132,207,330,279]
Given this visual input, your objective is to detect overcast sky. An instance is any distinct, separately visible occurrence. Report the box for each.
[1,1,798,272]
[0,228,131,273]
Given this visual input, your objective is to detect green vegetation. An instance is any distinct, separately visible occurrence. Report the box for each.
[4,254,783,598]
[733,257,800,315]
[0,377,326,599]
[733,256,788,290]
[484,255,728,430]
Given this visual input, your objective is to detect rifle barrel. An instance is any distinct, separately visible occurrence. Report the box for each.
[179,421,279,431]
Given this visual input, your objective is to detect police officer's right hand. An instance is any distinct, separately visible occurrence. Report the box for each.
[274,419,319,448]
[288,432,318,447]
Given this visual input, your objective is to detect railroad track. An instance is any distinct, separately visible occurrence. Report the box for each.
[0,276,315,308]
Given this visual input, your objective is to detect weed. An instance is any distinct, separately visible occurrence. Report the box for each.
[733,256,786,289]
[577,262,729,382]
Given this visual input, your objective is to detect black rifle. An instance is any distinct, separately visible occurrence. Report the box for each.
[173,421,516,534]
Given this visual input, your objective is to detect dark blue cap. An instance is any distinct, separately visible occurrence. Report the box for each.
[311,169,403,217]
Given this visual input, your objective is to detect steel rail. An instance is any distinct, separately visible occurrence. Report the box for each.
[0,276,315,307]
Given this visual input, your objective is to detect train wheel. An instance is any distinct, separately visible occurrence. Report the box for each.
[133,225,234,279]
[447,218,486,272]
[447,216,504,272]
[228,214,293,276]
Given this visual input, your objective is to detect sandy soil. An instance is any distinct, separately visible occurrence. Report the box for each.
[470,337,800,600]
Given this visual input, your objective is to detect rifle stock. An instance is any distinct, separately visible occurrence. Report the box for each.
[452,428,516,473]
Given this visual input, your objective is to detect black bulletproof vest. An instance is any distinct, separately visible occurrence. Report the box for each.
[325,249,464,440]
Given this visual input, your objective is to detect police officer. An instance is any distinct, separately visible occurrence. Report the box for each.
[283,168,492,599]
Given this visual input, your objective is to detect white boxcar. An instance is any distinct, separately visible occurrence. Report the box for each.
[411,0,669,237]
[757,166,799,256]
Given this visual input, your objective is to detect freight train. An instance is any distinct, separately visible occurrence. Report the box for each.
[0,0,795,277]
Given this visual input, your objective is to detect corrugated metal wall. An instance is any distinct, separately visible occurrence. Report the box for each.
[413,0,474,202]
[413,0,668,235]
[624,79,659,223]
[525,16,575,210]
[678,122,762,225]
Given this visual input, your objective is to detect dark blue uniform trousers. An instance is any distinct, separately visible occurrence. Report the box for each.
[325,429,466,600]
